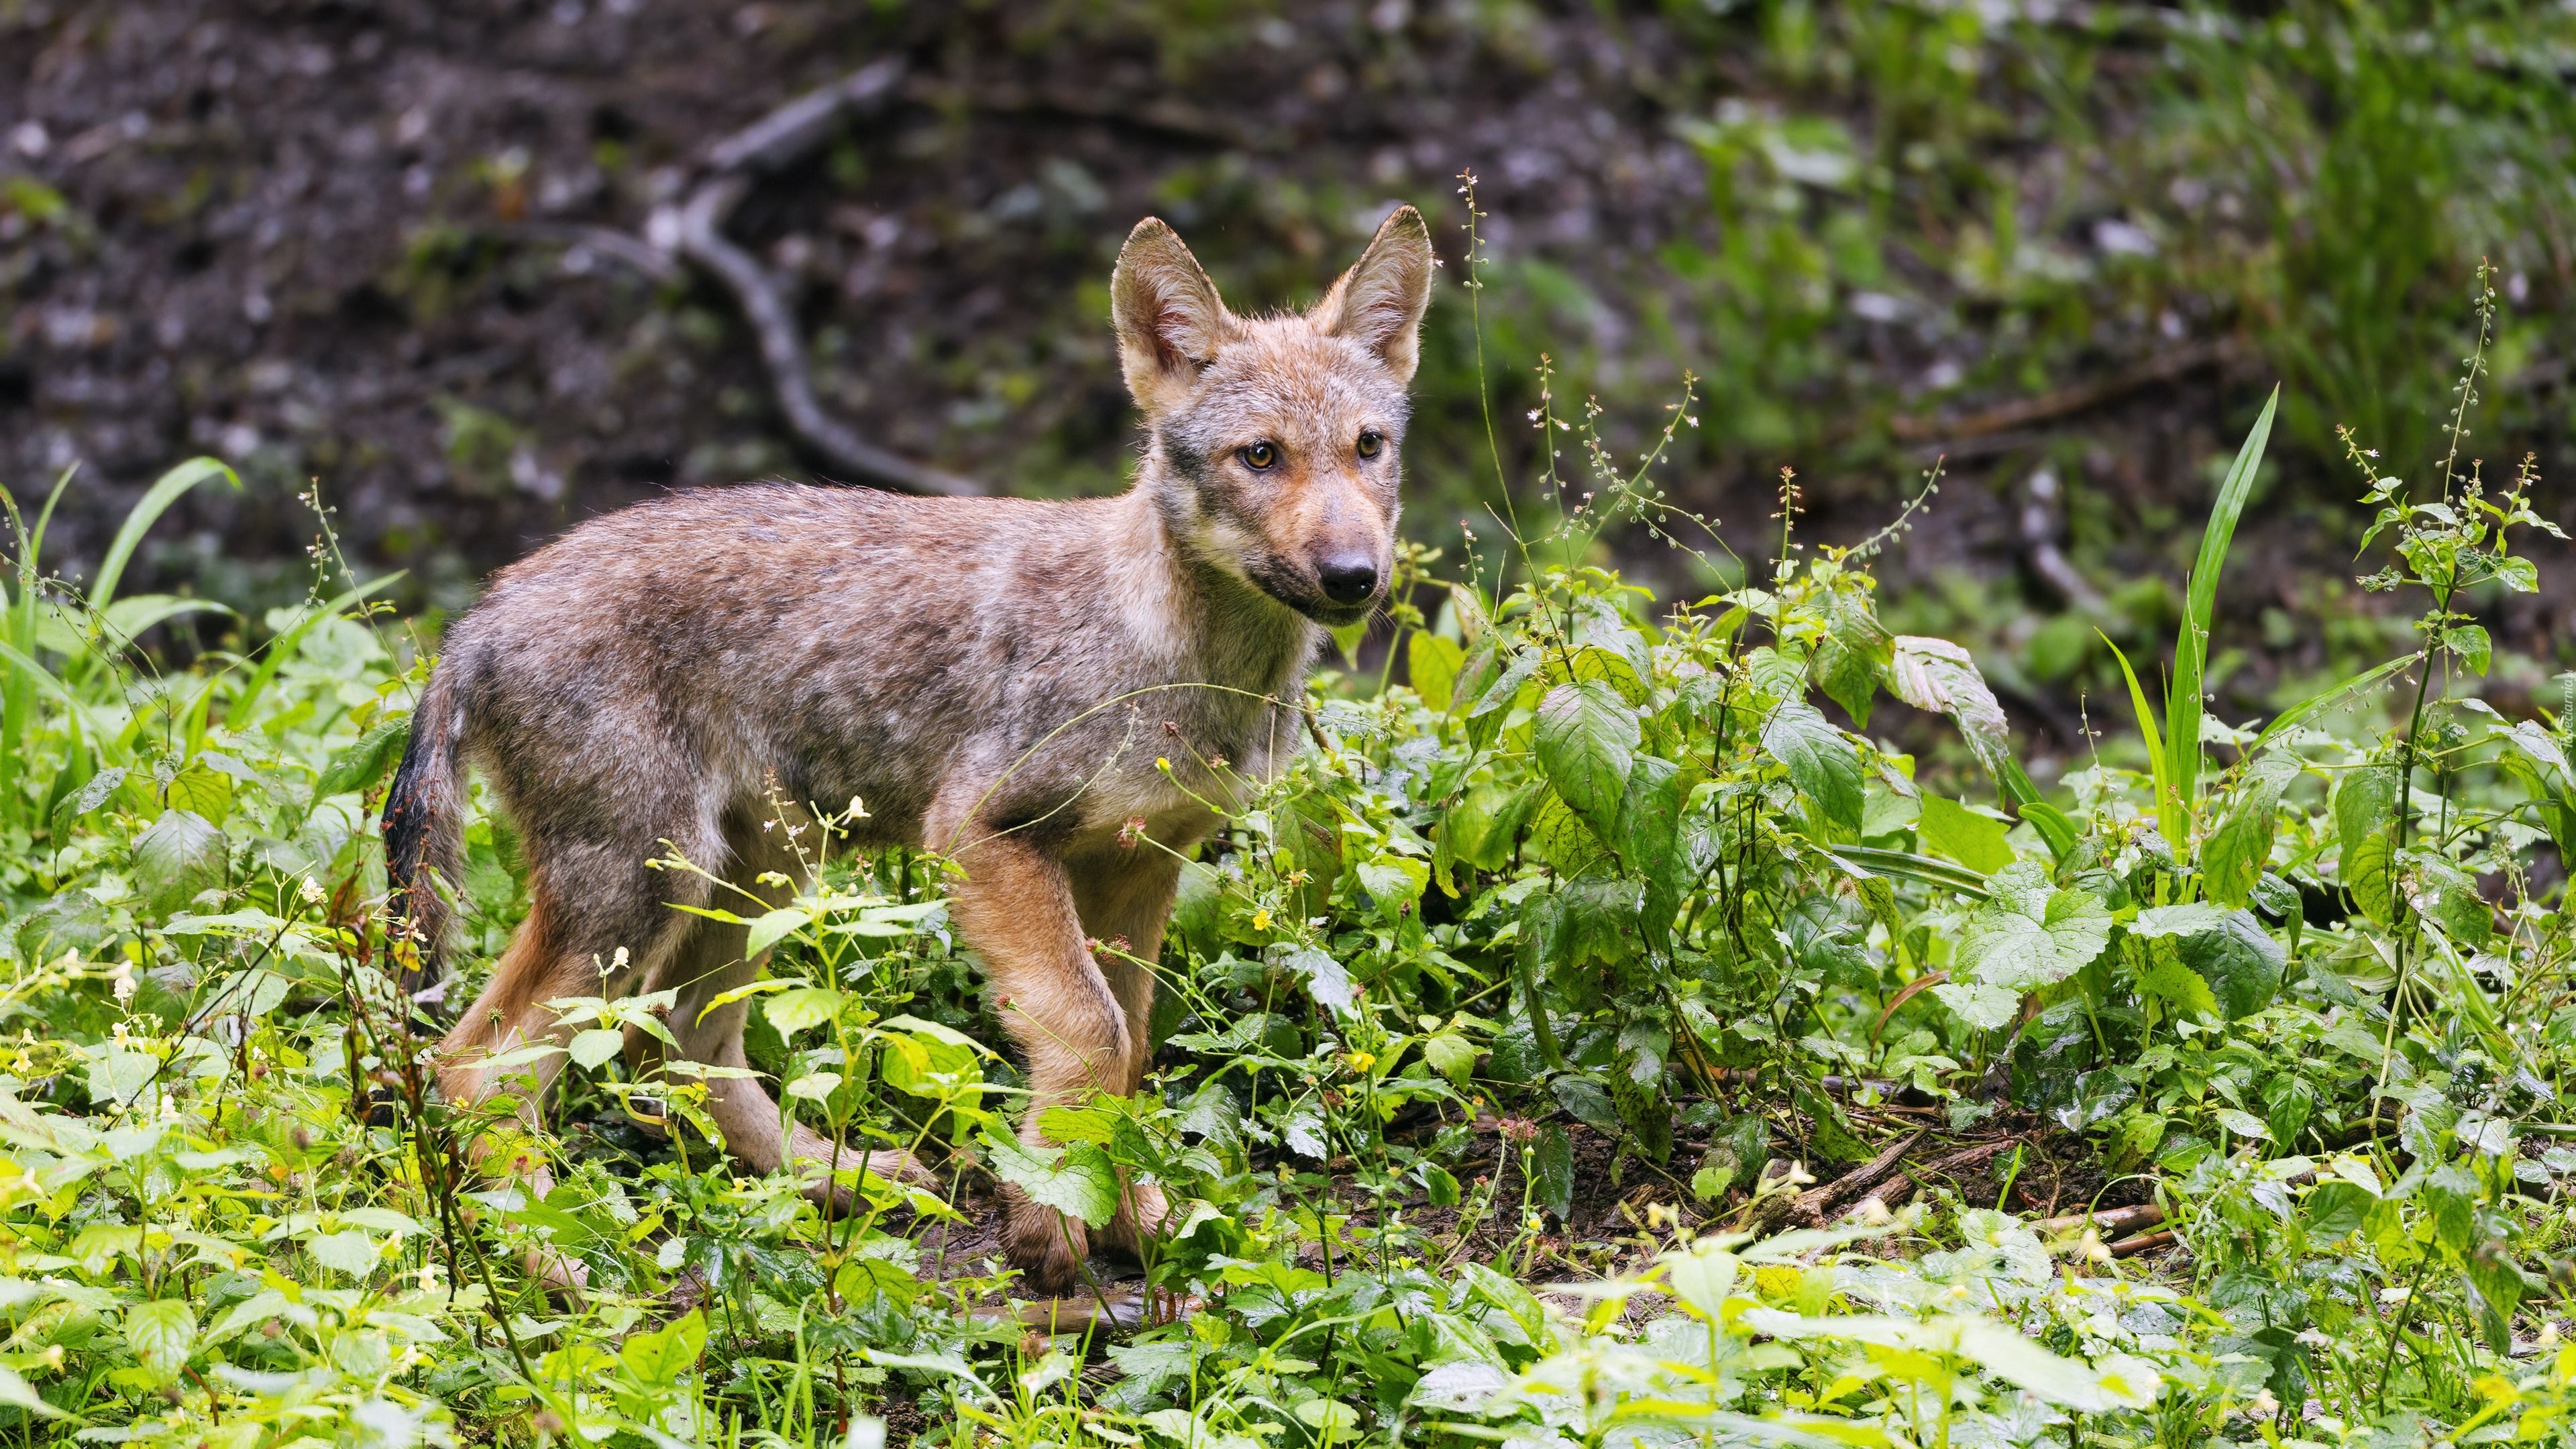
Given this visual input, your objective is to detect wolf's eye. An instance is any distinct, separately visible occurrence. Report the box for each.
[1356,430,1385,459]
[1240,442,1279,471]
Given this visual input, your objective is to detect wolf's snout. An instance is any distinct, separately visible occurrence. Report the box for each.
[1316,555,1381,606]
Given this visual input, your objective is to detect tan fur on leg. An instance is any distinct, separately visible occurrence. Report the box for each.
[940,814,1134,1293]
[1069,847,1182,1257]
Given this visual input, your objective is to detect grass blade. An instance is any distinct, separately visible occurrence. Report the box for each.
[1835,846,1994,901]
[2248,653,2418,755]
[2102,630,2180,845]
[229,571,407,728]
[89,456,240,618]
[2166,385,2279,818]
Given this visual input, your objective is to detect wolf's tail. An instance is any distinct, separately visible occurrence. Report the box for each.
[382,663,467,1004]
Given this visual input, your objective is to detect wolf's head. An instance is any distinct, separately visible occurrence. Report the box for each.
[1114,206,1434,627]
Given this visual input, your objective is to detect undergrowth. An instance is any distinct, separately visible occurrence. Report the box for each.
[4,237,2576,1449]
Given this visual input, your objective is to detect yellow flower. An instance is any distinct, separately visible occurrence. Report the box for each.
[1155,756,1171,771]
[1346,1051,1377,1073]
[1251,908,1272,932]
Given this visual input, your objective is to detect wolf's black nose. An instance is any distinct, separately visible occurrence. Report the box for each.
[1318,557,1379,605]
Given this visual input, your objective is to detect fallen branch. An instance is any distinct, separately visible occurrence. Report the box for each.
[668,60,984,496]
[2035,1202,2163,1237]
[1890,339,2234,445]
[1792,1127,1927,1225]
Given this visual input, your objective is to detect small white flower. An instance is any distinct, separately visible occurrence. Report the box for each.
[111,961,137,1007]
[301,877,327,906]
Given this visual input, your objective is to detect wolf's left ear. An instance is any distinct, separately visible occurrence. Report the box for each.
[1316,205,1435,382]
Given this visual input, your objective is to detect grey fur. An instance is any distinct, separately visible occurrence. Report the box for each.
[389,205,1435,1291]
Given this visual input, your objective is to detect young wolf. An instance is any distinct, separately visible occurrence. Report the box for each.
[382,207,1433,1289]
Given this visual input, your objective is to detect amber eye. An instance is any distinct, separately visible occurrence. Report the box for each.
[1356,429,1384,459]
[1240,442,1279,470]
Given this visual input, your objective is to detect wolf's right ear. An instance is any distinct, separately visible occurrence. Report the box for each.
[1113,218,1234,416]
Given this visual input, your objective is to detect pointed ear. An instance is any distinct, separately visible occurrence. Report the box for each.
[1314,205,1434,382]
[1112,218,1234,415]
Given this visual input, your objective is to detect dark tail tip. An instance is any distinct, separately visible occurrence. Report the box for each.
[380,721,448,1001]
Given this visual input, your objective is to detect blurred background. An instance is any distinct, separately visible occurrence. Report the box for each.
[5,1,2575,775]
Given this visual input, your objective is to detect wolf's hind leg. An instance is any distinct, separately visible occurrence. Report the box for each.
[659,804,926,1200]
[438,823,716,1177]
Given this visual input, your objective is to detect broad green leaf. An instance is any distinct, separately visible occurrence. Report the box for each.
[1762,698,1862,833]
[2463,1241,2528,1353]
[1466,648,1542,718]
[1328,616,1369,667]
[123,1299,195,1383]
[165,759,233,822]
[765,986,843,1034]
[2413,858,2491,947]
[1284,946,1354,1018]
[87,1048,157,1106]
[568,1028,625,1071]
[1356,855,1429,912]
[784,1071,843,1102]
[317,712,411,797]
[2131,903,2226,938]
[1524,791,1611,876]
[1615,755,1686,957]
[2174,909,2285,1019]
[2212,1108,2270,1140]
[2344,832,2394,926]
[307,1229,378,1275]
[1568,593,1654,700]
[619,1309,707,1385]
[2335,764,2399,866]
[1813,587,1894,727]
[985,1135,1120,1228]
[338,1208,422,1236]
[1950,1315,2157,1411]
[134,808,226,917]
[2497,719,2575,798]
[2200,753,2298,908]
[1956,864,2109,991]
[2302,1181,2373,1238]
[1448,582,1491,644]
[746,907,813,957]
[1408,631,1466,711]
[1888,635,2014,777]
[1535,680,1637,839]
[1437,782,1532,880]
[879,1020,981,1098]
[66,765,128,818]
[1932,979,2021,1031]
[2444,623,2491,676]
[1917,795,2012,876]
[0,1366,60,1418]
[1421,1032,1479,1085]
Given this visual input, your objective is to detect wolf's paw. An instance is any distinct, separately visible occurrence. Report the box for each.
[1100,1177,1173,1258]
[1002,1189,1090,1295]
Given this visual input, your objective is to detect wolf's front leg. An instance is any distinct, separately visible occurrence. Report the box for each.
[941,824,1133,1294]
[1068,845,1185,1259]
